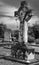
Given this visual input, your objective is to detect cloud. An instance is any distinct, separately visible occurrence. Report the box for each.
[0,1,19,30]
[0,0,25,7]
[0,1,18,16]
[0,0,39,30]
[0,17,20,30]
[0,6,18,16]
[28,16,39,27]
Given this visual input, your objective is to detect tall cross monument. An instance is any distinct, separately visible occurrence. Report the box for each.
[14,1,33,44]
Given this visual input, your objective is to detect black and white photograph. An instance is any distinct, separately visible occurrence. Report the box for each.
[0,0,39,65]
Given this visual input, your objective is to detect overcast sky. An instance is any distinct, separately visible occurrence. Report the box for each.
[0,0,39,16]
[0,0,39,30]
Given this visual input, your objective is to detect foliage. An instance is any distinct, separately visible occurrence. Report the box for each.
[28,24,39,43]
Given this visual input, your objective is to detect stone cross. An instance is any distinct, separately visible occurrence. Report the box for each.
[14,1,33,44]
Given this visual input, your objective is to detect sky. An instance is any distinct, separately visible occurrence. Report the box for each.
[0,17,20,30]
[0,0,39,30]
[0,0,39,16]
